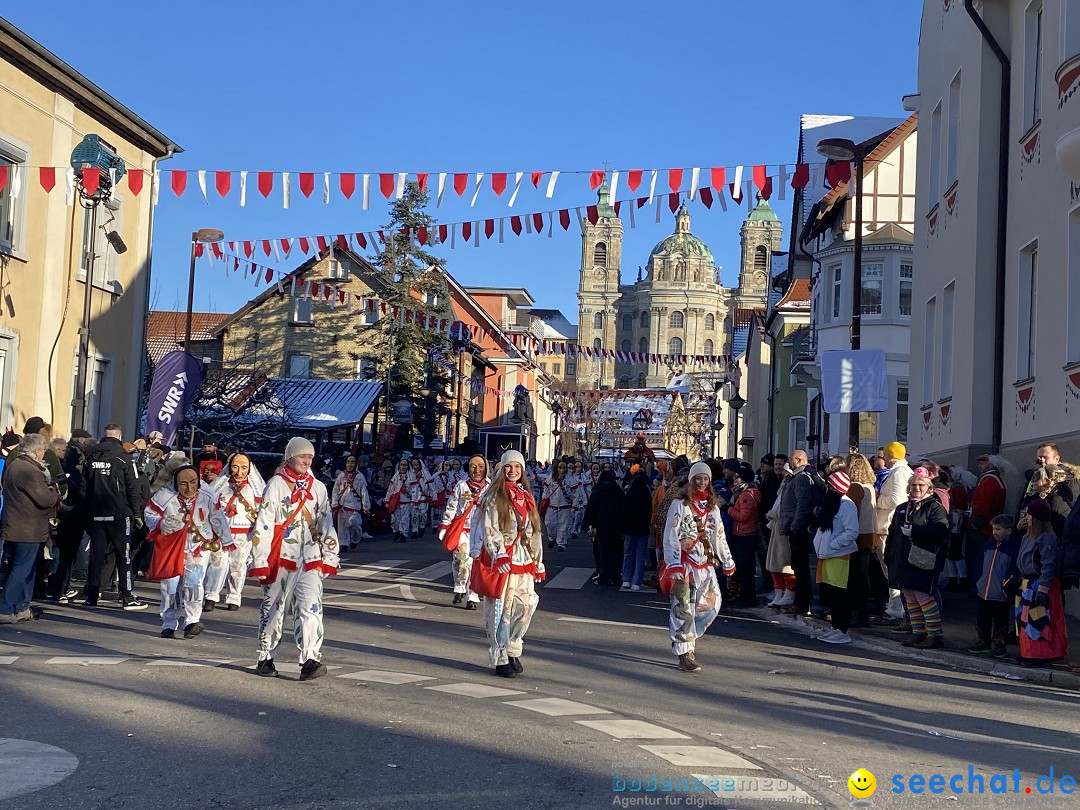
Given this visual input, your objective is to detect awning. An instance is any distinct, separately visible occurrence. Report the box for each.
[263,378,383,430]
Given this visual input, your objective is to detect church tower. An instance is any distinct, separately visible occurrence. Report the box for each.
[575,183,623,389]
[736,193,783,307]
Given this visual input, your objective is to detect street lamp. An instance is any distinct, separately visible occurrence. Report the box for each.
[550,400,563,461]
[728,392,746,460]
[817,135,874,451]
[186,228,225,353]
[712,417,724,459]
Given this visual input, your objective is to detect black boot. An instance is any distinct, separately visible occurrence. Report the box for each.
[183,622,203,639]
[452,593,463,605]
[255,658,278,677]
[508,656,523,674]
[494,663,517,678]
[299,659,327,681]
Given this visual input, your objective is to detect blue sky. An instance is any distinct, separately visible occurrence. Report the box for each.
[6,1,920,322]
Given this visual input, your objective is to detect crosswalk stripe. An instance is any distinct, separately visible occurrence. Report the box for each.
[334,559,409,580]
[44,656,127,665]
[556,616,665,631]
[146,659,232,667]
[337,670,434,684]
[399,561,452,582]
[638,745,761,770]
[425,682,526,698]
[503,697,611,716]
[324,601,426,610]
[0,656,17,665]
[544,567,594,589]
[575,719,689,739]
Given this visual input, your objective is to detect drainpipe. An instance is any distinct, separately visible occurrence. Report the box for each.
[964,0,1009,454]
[137,144,177,432]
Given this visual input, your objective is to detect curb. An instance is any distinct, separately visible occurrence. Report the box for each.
[740,606,1080,691]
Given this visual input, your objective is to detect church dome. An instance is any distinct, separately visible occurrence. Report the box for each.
[648,203,714,264]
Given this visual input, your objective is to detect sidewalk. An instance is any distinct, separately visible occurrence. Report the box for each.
[741,587,1080,690]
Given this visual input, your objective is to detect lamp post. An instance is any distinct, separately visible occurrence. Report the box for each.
[185,228,225,353]
[728,392,746,460]
[550,400,563,461]
[712,418,724,459]
[817,136,873,451]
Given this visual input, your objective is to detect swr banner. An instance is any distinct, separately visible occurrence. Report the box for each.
[145,351,204,447]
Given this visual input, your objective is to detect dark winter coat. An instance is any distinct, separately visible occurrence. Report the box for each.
[0,453,58,543]
[781,466,822,536]
[970,536,1021,602]
[758,470,780,533]
[85,437,143,520]
[620,472,653,536]
[884,496,950,592]
[582,472,624,536]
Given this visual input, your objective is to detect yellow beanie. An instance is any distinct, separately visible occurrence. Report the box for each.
[883,441,906,459]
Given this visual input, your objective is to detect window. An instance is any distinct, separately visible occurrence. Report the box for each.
[861,262,883,315]
[1069,209,1080,363]
[553,363,561,375]
[940,282,955,397]
[639,337,648,355]
[899,263,913,316]
[1018,242,1038,379]
[79,198,123,287]
[669,311,684,329]
[0,137,27,255]
[1065,0,1080,62]
[423,291,439,307]
[593,338,602,351]
[754,245,768,271]
[327,258,345,279]
[618,376,630,389]
[566,362,576,376]
[896,382,909,443]
[789,416,807,451]
[621,339,631,352]
[830,265,842,320]
[540,362,547,372]
[361,306,380,325]
[292,296,313,324]
[357,356,377,380]
[640,310,649,328]
[703,339,714,356]
[638,372,647,388]
[946,70,961,187]
[622,313,633,332]
[594,241,607,267]
[593,312,604,330]
[923,297,937,405]
[668,337,683,355]
[1024,3,1043,130]
[705,313,715,330]
[70,353,112,436]
[928,101,942,207]
[288,353,312,378]
[858,412,879,445]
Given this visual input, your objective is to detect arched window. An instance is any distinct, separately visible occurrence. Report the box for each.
[640,310,650,328]
[622,313,633,332]
[593,312,603,331]
[669,311,685,329]
[639,337,648,355]
[669,337,683,356]
[618,375,630,389]
[754,245,768,272]
[704,339,714,357]
[705,313,715,330]
[638,372,648,388]
[594,241,607,267]
[621,339,632,352]
[593,338,602,351]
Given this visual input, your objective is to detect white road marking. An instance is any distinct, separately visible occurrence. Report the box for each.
[638,745,762,770]
[693,773,819,805]
[324,601,426,610]
[544,567,595,589]
[399,561,453,582]
[337,670,435,684]
[146,659,232,667]
[0,656,17,665]
[44,656,127,665]
[425,682,526,698]
[398,584,417,602]
[334,560,410,580]
[556,616,665,631]
[575,719,689,739]
[246,662,343,674]
[0,738,80,801]
[502,697,612,717]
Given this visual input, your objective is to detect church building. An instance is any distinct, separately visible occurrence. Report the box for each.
[574,190,783,389]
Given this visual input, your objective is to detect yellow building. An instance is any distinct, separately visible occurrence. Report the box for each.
[0,17,179,435]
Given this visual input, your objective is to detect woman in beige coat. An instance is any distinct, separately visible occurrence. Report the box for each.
[765,464,795,607]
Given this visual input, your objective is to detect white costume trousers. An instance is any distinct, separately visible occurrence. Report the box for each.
[392,503,421,536]
[483,572,538,666]
[159,557,207,630]
[204,540,251,607]
[545,508,573,548]
[257,567,325,663]
[202,549,229,603]
[451,543,479,602]
[336,510,363,550]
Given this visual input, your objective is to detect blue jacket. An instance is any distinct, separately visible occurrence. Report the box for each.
[970,536,1021,602]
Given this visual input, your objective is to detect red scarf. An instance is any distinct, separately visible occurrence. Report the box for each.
[466,478,486,496]
[505,480,535,520]
[281,465,315,504]
[690,496,710,517]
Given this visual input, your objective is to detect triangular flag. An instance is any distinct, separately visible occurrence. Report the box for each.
[81,167,99,196]
[491,173,507,196]
[258,171,274,197]
[171,170,187,197]
[38,167,55,193]
[340,173,356,199]
[530,171,544,188]
[379,173,394,198]
[589,170,604,190]
[667,168,683,193]
[791,163,810,189]
[127,169,144,196]
[627,169,642,191]
[215,171,231,197]
[299,172,315,198]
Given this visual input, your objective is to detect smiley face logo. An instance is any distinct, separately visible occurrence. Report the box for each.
[848,768,876,798]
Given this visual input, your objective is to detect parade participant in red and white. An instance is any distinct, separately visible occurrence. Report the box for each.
[566,461,586,537]
[430,460,454,530]
[662,461,736,672]
[439,454,490,610]
[412,457,435,534]
[144,465,218,639]
[471,450,545,678]
[248,437,338,681]
[449,458,465,487]
[542,460,573,551]
[205,453,265,611]
[525,458,544,494]
[331,455,371,551]
[387,458,425,542]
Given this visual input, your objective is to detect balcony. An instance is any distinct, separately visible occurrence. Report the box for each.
[1056,53,1080,182]
[785,326,820,387]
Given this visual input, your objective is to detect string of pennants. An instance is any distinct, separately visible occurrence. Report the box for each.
[429,348,518,400]
[507,331,732,368]
[0,162,848,209]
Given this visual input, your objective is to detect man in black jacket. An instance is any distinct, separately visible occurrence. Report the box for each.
[620,465,653,590]
[46,430,95,603]
[82,425,147,610]
[779,450,823,615]
[582,469,625,586]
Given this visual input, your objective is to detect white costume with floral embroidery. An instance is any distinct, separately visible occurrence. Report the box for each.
[144,487,217,631]
[206,475,263,607]
[387,470,426,537]
[542,477,573,548]
[331,470,371,550]
[439,477,490,604]
[472,488,546,667]
[249,472,338,664]
[663,498,735,657]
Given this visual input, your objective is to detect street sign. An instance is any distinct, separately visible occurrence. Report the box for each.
[430,437,444,450]
[413,435,425,449]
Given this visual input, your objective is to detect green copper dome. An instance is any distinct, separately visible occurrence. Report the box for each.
[649,203,715,263]
[747,192,780,222]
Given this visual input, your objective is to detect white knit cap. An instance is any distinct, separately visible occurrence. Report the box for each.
[688,461,712,481]
[499,449,526,471]
[284,436,315,459]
